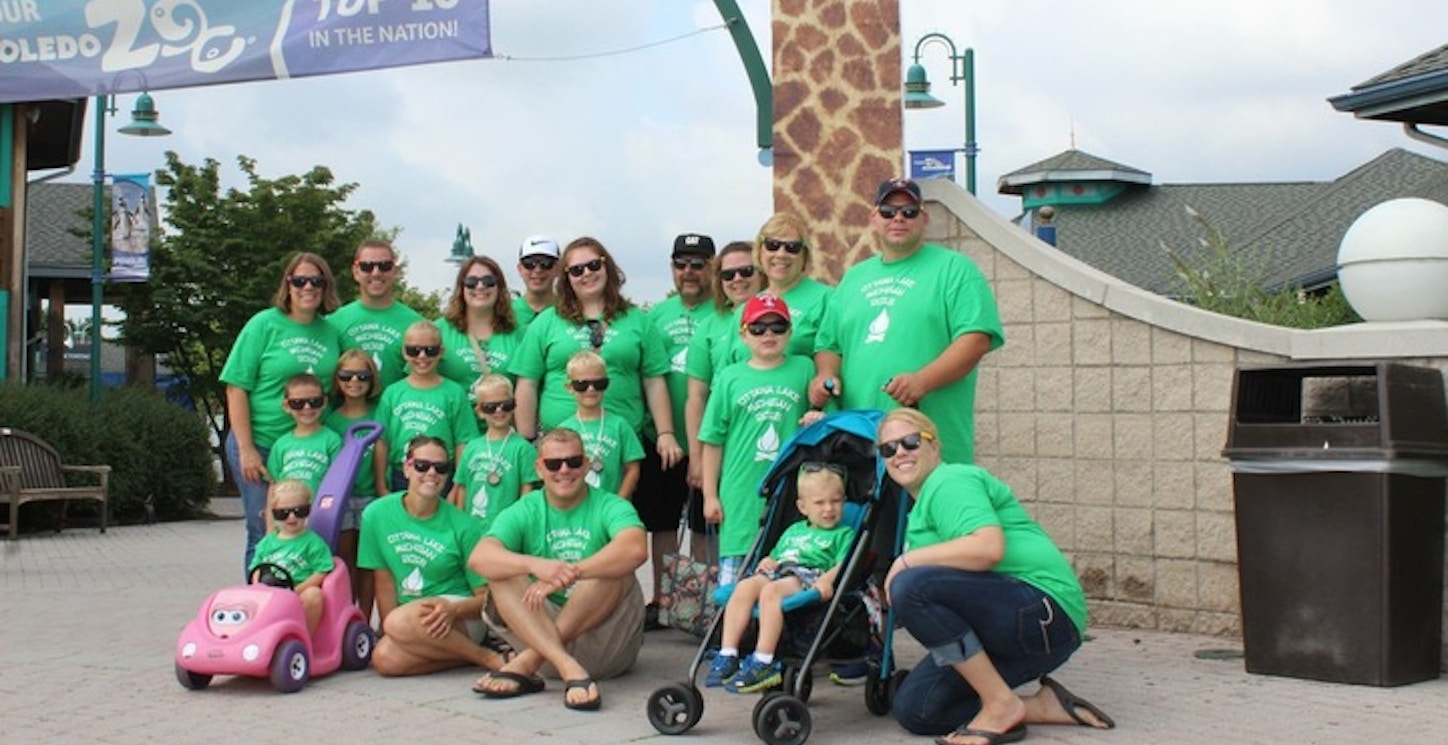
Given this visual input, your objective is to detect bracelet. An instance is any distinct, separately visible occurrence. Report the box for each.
[900,555,911,569]
[658,431,675,437]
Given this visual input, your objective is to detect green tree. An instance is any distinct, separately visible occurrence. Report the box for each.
[116,153,389,472]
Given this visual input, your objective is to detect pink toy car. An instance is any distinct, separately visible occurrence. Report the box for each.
[175,557,373,692]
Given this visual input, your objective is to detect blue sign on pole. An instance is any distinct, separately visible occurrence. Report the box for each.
[910,149,956,181]
[0,1,492,103]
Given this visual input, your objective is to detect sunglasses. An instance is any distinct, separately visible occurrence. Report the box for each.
[355,260,395,274]
[337,369,373,383]
[878,431,934,458]
[520,257,557,272]
[800,461,847,478]
[584,319,605,349]
[745,320,791,336]
[271,505,311,520]
[570,378,610,392]
[719,265,757,282]
[404,344,442,358]
[566,258,605,277]
[763,239,806,254]
[542,454,586,472]
[479,399,517,414]
[409,458,454,475]
[877,204,922,220]
[462,274,499,289]
[285,396,325,411]
[672,257,708,271]
[287,275,326,288]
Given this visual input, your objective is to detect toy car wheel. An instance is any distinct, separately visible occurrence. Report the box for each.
[646,682,703,735]
[753,693,812,745]
[174,662,211,690]
[341,620,374,670]
[270,638,310,693]
[864,664,890,715]
[782,664,812,704]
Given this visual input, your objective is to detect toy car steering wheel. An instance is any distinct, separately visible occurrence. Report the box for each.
[251,562,295,590]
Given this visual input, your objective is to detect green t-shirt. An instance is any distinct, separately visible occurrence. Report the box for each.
[557,413,645,496]
[646,296,716,446]
[698,355,816,556]
[905,463,1087,633]
[487,487,644,604]
[327,300,425,390]
[249,529,335,585]
[770,520,855,571]
[684,306,750,384]
[266,428,344,496]
[816,244,1004,465]
[375,377,480,469]
[323,408,380,499]
[358,493,484,603]
[511,295,549,329]
[219,308,342,449]
[776,278,833,359]
[433,318,524,391]
[511,307,669,433]
[455,431,539,533]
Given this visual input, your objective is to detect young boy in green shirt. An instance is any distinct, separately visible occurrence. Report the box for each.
[556,351,644,498]
[250,479,335,634]
[375,321,480,491]
[267,373,344,500]
[453,374,540,532]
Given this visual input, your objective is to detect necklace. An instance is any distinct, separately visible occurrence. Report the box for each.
[483,430,508,486]
[585,413,607,474]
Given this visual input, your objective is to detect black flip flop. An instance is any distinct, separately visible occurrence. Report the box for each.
[562,677,602,711]
[933,723,1027,745]
[1040,675,1116,729]
[473,671,545,698]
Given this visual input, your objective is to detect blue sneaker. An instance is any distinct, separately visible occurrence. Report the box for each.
[726,656,782,694]
[829,661,870,686]
[705,654,739,687]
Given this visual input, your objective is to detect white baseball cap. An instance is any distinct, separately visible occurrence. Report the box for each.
[519,235,561,260]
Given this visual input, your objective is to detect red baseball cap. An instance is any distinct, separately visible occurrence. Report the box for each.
[741,293,791,325]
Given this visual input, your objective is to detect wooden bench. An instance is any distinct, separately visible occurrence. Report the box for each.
[0,427,110,540]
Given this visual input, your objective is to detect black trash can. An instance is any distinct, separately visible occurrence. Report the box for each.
[1224,362,1448,686]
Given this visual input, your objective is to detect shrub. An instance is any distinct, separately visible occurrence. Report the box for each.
[0,382,215,527]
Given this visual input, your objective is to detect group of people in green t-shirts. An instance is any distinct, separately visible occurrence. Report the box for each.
[218,179,1115,741]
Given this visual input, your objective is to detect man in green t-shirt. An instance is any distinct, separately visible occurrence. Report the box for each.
[328,239,425,389]
[468,428,646,710]
[811,178,1005,465]
[512,234,561,328]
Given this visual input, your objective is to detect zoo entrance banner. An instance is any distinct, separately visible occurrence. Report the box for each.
[0,1,492,103]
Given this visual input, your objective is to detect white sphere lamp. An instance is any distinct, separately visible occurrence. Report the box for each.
[1337,198,1448,322]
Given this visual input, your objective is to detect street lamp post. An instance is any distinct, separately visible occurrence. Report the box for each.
[90,93,170,403]
[903,33,977,195]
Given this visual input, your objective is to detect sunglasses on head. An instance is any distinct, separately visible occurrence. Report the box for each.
[286,396,325,411]
[672,257,708,271]
[584,319,605,349]
[719,265,757,282]
[570,378,610,392]
[878,431,934,458]
[763,239,806,254]
[462,274,498,289]
[877,204,922,220]
[355,260,395,274]
[479,399,517,414]
[566,258,605,278]
[520,257,556,272]
[271,504,311,520]
[800,461,847,478]
[746,320,791,336]
[542,454,586,472]
[409,458,454,475]
[404,344,442,358]
[337,369,373,383]
[288,275,326,289]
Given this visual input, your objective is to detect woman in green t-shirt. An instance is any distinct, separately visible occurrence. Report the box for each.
[435,255,524,391]
[879,408,1114,744]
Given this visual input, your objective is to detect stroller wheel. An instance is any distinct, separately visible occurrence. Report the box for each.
[864,665,890,716]
[753,694,813,745]
[782,665,813,703]
[647,682,703,735]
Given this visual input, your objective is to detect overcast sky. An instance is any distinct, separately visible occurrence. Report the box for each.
[77,0,1448,305]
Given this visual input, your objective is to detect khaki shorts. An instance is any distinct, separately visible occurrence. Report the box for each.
[438,593,488,642]
[484,575,645,680]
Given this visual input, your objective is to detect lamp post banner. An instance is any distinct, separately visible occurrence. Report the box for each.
[0,0,493,103]
[109,173,150,282]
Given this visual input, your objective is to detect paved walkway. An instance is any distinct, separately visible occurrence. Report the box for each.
[3,516,1447,745]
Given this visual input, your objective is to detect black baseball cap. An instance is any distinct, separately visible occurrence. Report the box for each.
[874,178,923,206]
[672,233,716,258]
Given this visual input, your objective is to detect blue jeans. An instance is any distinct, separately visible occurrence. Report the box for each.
[225,431,270,579]
[889,566,1081,736]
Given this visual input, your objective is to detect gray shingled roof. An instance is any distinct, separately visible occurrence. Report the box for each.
[1357,43,1448,88]
[25,182,96,278]
[1330,43,1448,125]
[998,149,1152,194]
[1024,148,1448,295]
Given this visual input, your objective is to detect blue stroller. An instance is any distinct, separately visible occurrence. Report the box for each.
[646,410,909,745]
